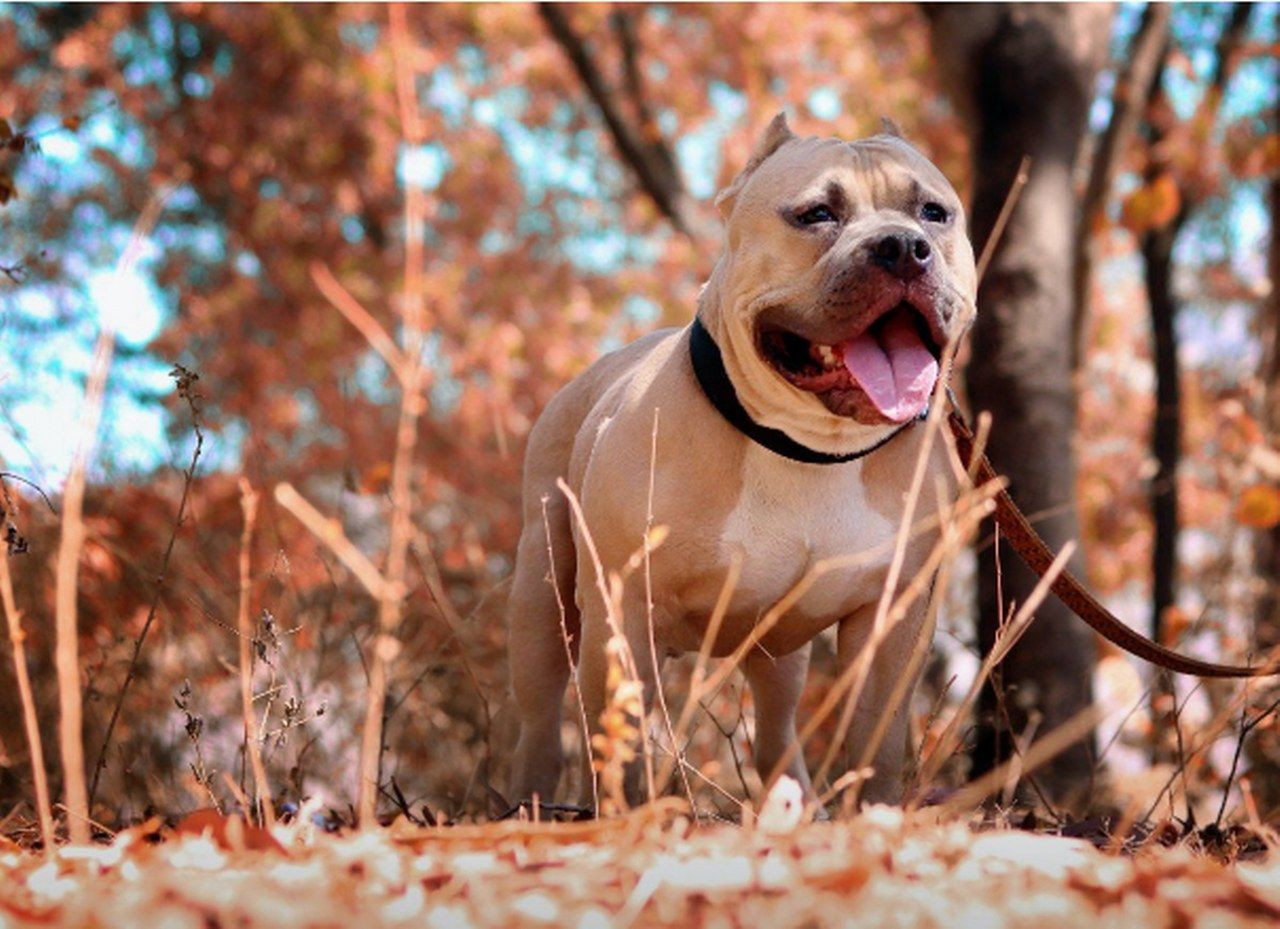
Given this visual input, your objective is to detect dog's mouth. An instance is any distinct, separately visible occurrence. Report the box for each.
[758,302,942,423]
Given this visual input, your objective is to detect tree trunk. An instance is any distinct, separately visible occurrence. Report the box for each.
[1249,94,1280,814]
[1143,212,1185,655]
[1256,75,1280,657]
[1141,207,1187,759]
[926,3,1112,804]
[1137,3,1252,763]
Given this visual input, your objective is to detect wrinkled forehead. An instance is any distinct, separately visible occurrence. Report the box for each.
[742,134,960,211]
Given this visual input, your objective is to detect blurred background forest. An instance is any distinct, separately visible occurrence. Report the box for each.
[0,2,1278,834]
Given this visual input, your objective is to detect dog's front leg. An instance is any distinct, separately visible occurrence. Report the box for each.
[743,643,814,796]
[836,598,930,805]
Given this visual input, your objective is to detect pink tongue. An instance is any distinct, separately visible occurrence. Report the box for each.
[840,312,938,423]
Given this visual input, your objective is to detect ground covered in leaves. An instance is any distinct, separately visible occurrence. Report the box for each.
[2,801,1280,929]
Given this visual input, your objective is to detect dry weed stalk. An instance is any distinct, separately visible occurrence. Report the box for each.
[1140,647,1280,824]
[940,703,1105,814]
[640,409,694,809]
[89,362,204,809]
[593,635,645,815]
[975,155,1031,282]
[912,542,1078,797]
[655,493,983,808]
[0,509,54,853]
[658,551,741,794]
[766,475,1001,801]
[276,5,434,826]
[174,679,220,811]
[852,477,990,789]
[54,285,112,845]
[555,477,655,807]
[540,496,599,813]
[55,194,167,844]
[236,480,274,826]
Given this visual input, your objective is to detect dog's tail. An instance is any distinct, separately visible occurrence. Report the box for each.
[948,408,1279,678]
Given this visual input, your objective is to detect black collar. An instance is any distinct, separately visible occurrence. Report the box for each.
[687,315,919,465]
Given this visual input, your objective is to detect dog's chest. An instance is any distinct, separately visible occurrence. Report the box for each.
[714,445,898,620]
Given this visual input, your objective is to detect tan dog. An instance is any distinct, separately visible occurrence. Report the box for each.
[507,114,977,808]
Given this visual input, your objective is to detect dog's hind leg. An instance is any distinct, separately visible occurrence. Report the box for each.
[507,490,580,806]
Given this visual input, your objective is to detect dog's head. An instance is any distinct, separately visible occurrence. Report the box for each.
[699,114,976,456]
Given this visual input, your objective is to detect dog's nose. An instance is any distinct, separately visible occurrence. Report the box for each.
[871,233,932,280]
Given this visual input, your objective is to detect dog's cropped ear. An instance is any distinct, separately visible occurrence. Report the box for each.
[715,111,796,218]
[878,116,905,139]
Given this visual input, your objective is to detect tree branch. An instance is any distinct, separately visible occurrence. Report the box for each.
[1207,3,1254,97]
[1071,2,1171,372]
[539,3,693,236]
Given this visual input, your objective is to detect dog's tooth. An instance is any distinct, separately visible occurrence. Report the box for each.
[815,344,838,367]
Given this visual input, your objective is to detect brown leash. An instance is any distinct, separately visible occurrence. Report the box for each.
[947,407,1275,678]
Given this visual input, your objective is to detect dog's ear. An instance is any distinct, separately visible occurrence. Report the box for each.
[878,116,905,139]
[715,111,796,218]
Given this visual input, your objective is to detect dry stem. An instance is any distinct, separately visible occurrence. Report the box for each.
[54,302,111,845]
[89,365,204,809]
[975,156,1031,282]
[273,484,389,599]
[0,522,54,852]
[56,194,167,844]
[540,495,598,813]
[913,542,1078,797]
[814,343,963,792]
[236,480,274,826]
[641,409,693,808]
[940,704,1105,814]
[555,477,653,806]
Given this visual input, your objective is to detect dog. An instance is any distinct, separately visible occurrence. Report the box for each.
[506,113,977,808]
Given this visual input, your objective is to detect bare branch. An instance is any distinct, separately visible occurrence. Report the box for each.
[272,482,389,601]
[539,3,693,235]
[1207,3,1255,97]
[1071,2,1172,371]
[976,156,1032,284]
[310,262,408,380]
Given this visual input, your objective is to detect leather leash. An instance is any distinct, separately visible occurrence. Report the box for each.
[947,406,1275,678]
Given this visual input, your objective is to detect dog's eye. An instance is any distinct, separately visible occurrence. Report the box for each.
[920,202,950,224]
[796,205,837,226]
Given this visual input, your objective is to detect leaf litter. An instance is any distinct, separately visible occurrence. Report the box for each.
[1,783,1278,929]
